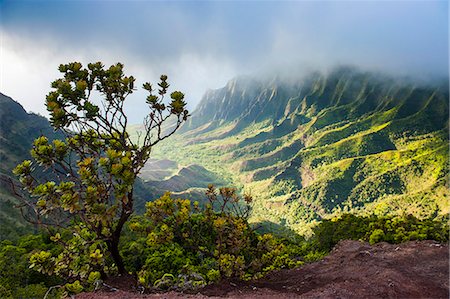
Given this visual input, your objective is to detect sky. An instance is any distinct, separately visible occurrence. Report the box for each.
[0,0,448,123]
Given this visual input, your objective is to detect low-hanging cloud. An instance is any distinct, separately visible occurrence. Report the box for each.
[1,0,447,123]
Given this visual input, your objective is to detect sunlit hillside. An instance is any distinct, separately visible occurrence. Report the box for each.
[135,67,450,234]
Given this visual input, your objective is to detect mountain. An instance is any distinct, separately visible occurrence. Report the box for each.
[140,161,224,203]
[149,67,449,233]
[0,93,59,239]
[0,93,57,175]
[0,93,154,238]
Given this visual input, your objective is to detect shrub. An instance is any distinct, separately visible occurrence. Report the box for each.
[0,234,62,298]
[124,190,303,289]
[369,229,385,244]
[311,213,449,251]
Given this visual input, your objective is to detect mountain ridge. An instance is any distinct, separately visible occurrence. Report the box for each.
[0,93,57,239]
[0,94,156,238]
[149,67,449,233]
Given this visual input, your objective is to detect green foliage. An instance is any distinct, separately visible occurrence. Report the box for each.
[138,243,202,289]
[369,229,385,245]
[311,213,449,252]
[13,61,189,280]
[122,191,302,290]
[0,190,33,241]
[2,204,448,296]
[0,234,62,298]
[29,225,114,286]
[64,280,83,294]
[0,230,110,297]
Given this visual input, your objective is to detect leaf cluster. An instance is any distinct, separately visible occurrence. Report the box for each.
[122,191,303,290]
[0,234,62,298]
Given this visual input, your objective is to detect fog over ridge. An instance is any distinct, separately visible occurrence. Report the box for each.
[1,1,447,123]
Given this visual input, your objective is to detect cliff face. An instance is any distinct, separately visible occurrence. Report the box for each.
[184,68,448,136]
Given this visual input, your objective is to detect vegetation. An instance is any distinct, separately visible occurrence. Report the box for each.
[1,66,448,297]
[12,62,188,276]
[1,202,447,297]
[310,213,449,252]
[0,234,63,298]
[142,68,449,234]
[123,188,302,289]
[0,93,62,241]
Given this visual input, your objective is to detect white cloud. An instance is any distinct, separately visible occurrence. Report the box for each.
[1,1,447,124]
[0,31,240,123]
[1,32,58,116]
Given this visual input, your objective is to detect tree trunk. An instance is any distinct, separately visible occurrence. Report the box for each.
[108,237,126,274]
[108,190,133,275]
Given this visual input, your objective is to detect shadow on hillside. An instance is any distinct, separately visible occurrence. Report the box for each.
[252,220,304,241]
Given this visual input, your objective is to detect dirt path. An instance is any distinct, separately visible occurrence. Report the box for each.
[76,240,449,298]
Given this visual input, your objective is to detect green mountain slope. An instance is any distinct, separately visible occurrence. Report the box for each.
[0,93,155,238]
[148,67,449,234]
[0,93,57,174]
[0,93,58,239]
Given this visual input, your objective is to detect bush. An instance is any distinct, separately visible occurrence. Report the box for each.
[0,234,62,298]
[369,229,385,244]
[138,243,194,285]
[311,213,449,251]
[28,225,114,289]
[7,192,447,295]
[124,190,303,289]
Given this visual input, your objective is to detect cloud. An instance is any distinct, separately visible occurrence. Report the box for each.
[0,31,240,123]
[1,32,63,116]
[257,1,448,78]
[1,1,447,123]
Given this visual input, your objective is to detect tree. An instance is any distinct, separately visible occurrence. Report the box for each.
[13,62,188,275]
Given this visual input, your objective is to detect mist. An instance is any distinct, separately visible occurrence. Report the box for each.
[1,0,447,124]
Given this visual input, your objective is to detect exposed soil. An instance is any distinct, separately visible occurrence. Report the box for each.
[76,240,449,299]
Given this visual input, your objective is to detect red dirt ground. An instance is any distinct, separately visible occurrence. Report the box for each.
[76,239,449,298]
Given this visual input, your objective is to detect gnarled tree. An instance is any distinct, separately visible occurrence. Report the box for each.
[13,62,188,275]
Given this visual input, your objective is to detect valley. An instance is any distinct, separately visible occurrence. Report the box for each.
[2,2,448,297]
[1,67,448,237]
[137,67,449,234]
[0,67,448,298]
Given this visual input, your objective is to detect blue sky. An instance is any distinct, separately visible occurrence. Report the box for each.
[1,0,448,123]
